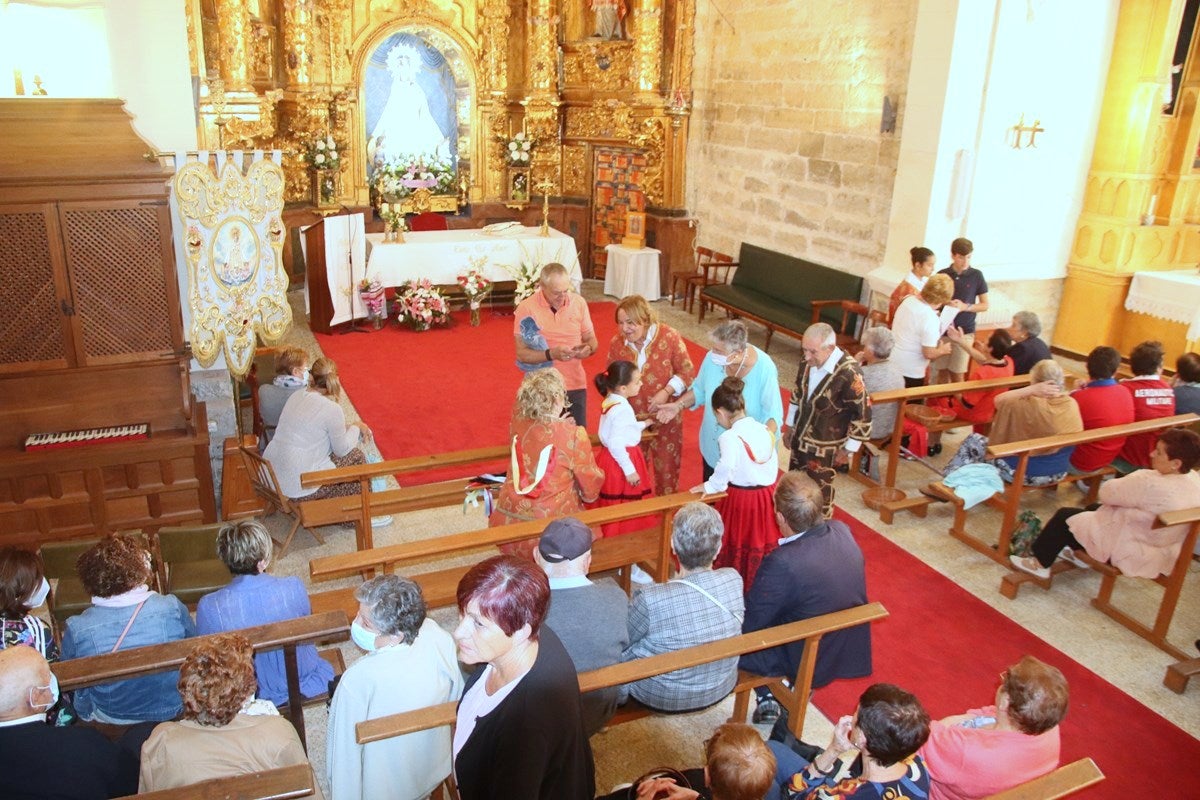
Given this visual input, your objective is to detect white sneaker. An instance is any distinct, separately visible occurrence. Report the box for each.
[630,564,655,584]
[371,515,394,528]
[1009,554,1050,579]
[1058,547,1089,569]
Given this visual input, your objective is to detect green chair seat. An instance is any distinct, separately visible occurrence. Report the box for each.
[166,559,232,607]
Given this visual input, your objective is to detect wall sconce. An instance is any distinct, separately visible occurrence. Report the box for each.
[1010,114,1044,149]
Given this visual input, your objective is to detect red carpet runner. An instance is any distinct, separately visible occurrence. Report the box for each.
[320,301,1199,796]
[821,508,1200,798]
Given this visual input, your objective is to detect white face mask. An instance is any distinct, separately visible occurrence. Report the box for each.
[350,619,379,652]
[26,577,50,609]
[29,673,59,711]
[709,352,729,367]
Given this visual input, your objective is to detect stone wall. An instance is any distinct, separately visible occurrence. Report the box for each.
[684,0,918,274]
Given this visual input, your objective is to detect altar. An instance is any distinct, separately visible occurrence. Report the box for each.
[1124,269,1200,342]
[365,226,582,289]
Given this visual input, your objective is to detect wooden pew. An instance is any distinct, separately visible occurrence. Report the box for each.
[354,602,888,745]
[1164,654,1200,694]
[294,432,650,553]
[850,375,1032,523]
[52,611,349,751]
[307,491,724,620]
[115,764,316,800]
[920,414,1199,568]
[1002,505,1200,661]
[982,758,1104,800]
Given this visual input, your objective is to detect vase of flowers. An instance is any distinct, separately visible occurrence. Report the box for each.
[358,277,386,330]
[304,134,343,207]
[394,278,450,332]
[457,268,494,326]
[507,243,545,305]
[502,131,533,167]
[369,154,457,203]
[379,203,407,243]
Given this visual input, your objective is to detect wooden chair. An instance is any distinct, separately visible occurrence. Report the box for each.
[669,246,713,308]
[983,758,1103,800]
[115,763,316,800]
[156,523,232,608]
[239,447,325,557]
[810,299,887,357]
[684,250,736,315]
[1001,505,1200,660]
[410,211,449,231]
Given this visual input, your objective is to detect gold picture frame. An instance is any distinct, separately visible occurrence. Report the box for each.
[622,211,646,249]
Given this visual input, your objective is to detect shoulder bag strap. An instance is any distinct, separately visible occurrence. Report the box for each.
[668,578,743,623]
[110,598,149,654]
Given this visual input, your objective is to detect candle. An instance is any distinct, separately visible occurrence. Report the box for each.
[1147,194,1158,217]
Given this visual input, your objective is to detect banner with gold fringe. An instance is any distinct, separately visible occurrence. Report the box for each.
[171,151,291,378]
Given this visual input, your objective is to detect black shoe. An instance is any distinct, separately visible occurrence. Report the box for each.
[752,697,783,725]
[927,443,943,457]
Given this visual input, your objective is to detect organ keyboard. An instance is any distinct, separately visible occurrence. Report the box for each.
[24,423,150,451]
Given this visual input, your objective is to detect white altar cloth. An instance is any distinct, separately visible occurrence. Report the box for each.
[1124,269,1200,341]
[604,244,662,300]
[365,226,581,289]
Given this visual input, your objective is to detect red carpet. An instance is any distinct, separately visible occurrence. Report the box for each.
[316,302,714,486]
[820,507,1200,798]
[319,301,1199,796]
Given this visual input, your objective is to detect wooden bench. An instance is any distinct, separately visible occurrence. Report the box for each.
[307,491,724,620]
[52,611,350,751]
[919,414,1199,569]
[115,764,316,800]
[1164,653,1200,693]
[849,375,1033,522]
[983,758,1104,800]
[1002,505,1200,660]
[354,602,888,746]
[293,432,649,554]
[697,242,864,352]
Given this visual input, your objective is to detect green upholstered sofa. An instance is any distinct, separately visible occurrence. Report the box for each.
[698,243,864,351]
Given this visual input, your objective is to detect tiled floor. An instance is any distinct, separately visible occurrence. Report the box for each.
[265,281,1198,794]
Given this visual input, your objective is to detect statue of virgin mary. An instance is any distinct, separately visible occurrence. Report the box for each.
[367,42,452,166]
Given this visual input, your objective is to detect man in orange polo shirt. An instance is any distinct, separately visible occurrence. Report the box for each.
[514,263,598,425]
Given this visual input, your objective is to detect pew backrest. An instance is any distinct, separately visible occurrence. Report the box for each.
[114,763,315,800]
[982,758,1104,800]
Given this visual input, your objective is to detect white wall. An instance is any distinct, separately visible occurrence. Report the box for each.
[876,0,1119,294]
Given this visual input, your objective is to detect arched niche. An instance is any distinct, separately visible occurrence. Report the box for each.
[353,23,476,206]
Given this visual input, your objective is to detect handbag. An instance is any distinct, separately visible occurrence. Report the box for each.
[1009,510,1043,557]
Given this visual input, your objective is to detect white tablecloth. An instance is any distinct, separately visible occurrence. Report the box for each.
[1124,269,1200,340]
[365,226,581,289]
[603,244,662,300]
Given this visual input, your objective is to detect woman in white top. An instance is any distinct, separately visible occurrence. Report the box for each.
[591,360,654,538]
[263,357,372,499]
[890,273,954,388]
[693,376,781,591]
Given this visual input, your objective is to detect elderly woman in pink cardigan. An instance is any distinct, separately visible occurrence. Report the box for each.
[1010,427,1200,579]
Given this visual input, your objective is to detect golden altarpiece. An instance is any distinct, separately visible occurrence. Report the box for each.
[187,0,698,278]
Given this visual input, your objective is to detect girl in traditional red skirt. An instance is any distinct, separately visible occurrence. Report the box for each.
[591,360,657,551]
[693,376,781,591]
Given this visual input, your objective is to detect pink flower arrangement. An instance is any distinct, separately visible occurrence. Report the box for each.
[457,269,494,309]
[394,278,450,332]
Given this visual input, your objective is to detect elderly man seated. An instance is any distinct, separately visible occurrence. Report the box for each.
[1006,311,1052,376]
[741,471,871,725]
[0,646,139,799]
[856,326,904,441]
[620,502,744,713]
[534,516,629,736]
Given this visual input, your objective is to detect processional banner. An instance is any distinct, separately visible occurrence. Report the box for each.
[171,151,291,378]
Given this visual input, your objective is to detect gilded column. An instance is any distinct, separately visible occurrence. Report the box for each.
[281,0,315,89]
[480,0,513,200]
[634,0,664,101]
[1056,0,1187,355]
[215,0,253,91]
[526,0,563,191]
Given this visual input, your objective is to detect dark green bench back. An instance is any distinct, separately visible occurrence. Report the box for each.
[731,243,863,324]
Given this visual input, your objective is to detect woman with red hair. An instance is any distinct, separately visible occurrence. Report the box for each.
[452,555,594,800]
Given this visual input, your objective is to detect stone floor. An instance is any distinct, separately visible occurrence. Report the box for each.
[259,281,1198,795]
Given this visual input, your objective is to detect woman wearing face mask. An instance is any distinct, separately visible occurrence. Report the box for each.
[656,320,784,482]
[0,547,56,661]
[256,346,311,445]
[327,575,463,800]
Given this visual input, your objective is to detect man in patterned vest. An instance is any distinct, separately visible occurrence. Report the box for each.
[783,323,872,518]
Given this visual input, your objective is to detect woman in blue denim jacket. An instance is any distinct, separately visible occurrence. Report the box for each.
[61,535,195,723]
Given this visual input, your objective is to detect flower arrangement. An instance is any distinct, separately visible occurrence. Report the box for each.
[369,154,457,200]
[304,134,342,171]
[379,202,407,242]
[358,277,386,329]
[457,266,494,326]
[506,245,544,305]
[501,131,533,167]
[394,278,450,332]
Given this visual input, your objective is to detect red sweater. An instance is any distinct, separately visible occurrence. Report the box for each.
[1118,377,1175,468]
[1070,380,1135,472]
